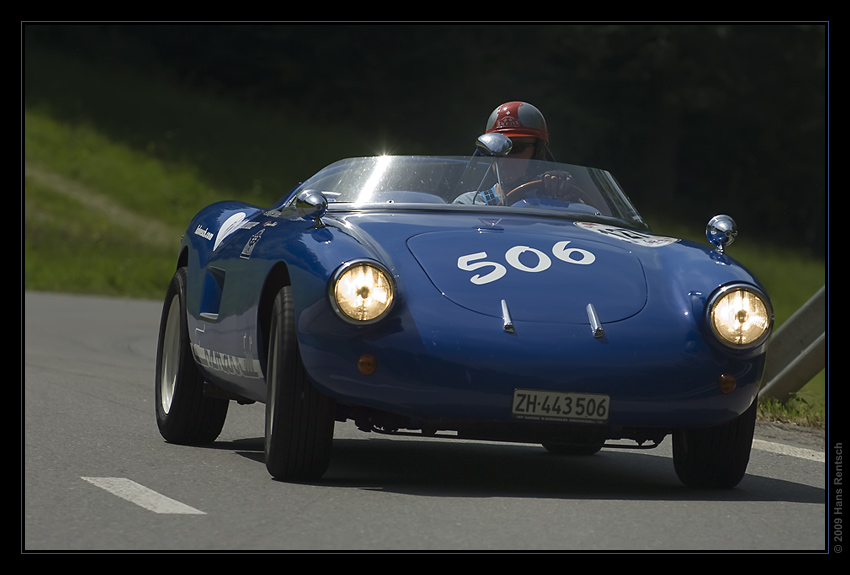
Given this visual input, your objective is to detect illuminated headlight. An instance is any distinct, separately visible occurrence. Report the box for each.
[331,260,395,323]
[707,285,772,349]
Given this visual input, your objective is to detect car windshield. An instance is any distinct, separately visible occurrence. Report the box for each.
[290,156,647,229]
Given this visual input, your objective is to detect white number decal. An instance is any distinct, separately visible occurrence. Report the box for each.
[505,246,551,273]
[458,241,596,285]
[457,252,507,285]
[553,240,596,265]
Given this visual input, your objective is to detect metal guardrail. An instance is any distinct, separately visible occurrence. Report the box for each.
[759,286,826,401]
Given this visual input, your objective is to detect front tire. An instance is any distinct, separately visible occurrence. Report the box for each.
[264,286,335,481]
[672,398,757,489]
[155,267,228,444]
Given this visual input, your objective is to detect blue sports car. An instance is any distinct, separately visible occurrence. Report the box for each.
[155,134,773,488]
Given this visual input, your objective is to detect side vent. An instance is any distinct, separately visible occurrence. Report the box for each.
[199,267,226,321]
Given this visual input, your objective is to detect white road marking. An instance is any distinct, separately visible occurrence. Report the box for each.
[81,477,206,515]
[751,439,824,462]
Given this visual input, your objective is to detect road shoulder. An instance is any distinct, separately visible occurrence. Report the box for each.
[755,421,824,451]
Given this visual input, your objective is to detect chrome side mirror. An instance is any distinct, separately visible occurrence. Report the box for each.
[475,133,513,157]
[296,190,328,228]
[706,214,737,253]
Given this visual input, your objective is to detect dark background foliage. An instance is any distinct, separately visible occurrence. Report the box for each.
[23,23,827,256]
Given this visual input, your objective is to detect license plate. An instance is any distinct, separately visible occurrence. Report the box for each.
[512,389,609,423]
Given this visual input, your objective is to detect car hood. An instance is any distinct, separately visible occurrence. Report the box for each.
[404,218,650,324]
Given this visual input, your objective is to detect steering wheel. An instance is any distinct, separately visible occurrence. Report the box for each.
[504,179,595,206]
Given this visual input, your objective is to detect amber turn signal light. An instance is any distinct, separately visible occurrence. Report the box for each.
[358,354,377,375]
[718,373,737,394]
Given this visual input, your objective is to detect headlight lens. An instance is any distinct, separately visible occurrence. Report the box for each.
[708,285,772,348]
[331,261,395,323]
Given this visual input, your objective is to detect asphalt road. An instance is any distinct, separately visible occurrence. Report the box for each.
[23,291,827,552]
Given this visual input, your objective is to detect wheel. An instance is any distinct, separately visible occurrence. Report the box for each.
[155,267,228,444]
[264,286,335,481]
[542,441,604,456]
[672,398,757,489]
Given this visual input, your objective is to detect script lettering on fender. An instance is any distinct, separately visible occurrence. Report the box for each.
[194,225,213,240]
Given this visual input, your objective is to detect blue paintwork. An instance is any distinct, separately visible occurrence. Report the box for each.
[174,156,771,437]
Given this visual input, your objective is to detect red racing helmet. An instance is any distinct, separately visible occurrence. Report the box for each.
[484,101,549,143]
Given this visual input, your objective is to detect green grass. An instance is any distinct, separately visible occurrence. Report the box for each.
[22,58,826,427]
[24,171,178,299]
[23,110,210,299]
[758,396,824,428]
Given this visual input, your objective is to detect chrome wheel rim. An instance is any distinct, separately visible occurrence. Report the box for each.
[265,327,278,454]
[159,294,180,414]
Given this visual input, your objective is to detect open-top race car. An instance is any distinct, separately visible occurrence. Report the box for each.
[155,132,772,488]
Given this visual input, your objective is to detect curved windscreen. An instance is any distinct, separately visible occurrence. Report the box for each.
[289,156,647,229]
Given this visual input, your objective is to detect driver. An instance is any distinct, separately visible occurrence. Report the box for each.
[453,101,574,205]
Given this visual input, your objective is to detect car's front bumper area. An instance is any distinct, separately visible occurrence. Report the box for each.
[298,298,766,435]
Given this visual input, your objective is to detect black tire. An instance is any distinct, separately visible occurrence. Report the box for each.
[672,398,757,489]
[264,286,335,481]
[155,267,229,444]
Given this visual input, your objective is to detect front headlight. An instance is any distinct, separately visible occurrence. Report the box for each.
[707,284,772,349]
[331,260,395,323]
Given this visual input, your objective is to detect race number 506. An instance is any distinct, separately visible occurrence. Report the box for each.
[458,241,596,285]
